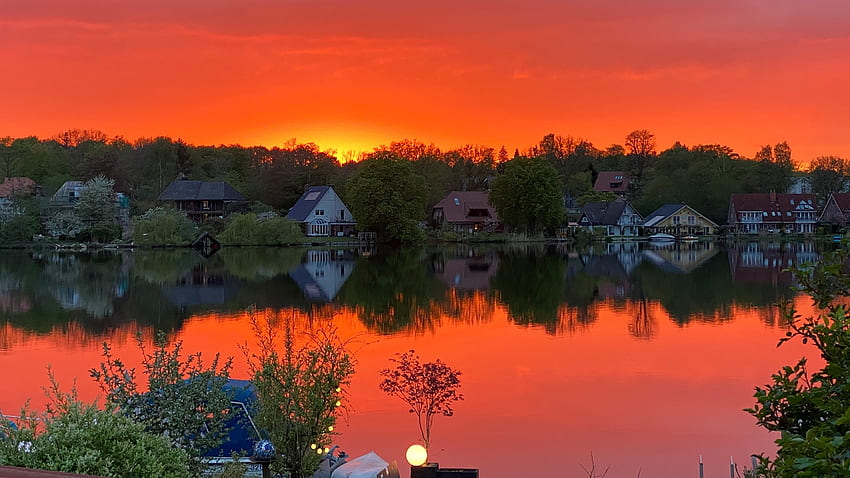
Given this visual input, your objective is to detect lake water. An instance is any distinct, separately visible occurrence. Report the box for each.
[0,241,824,477]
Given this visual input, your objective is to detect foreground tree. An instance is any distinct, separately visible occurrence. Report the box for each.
[243,310,356,478]
[133,207,198,246]
[379,350,463,450]
[747,244,850,477]
[90,332,234,475]
[809,155,850,208]
[77,174,120,242]
[345,152,427,243]
[489,156,565,234]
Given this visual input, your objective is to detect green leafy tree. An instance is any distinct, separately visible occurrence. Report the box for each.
[243,310,356,478]
[490,156,565,234]
[809,155,850,208]
[0,374,191,477]
[133,206,199,246]
[747,245,850,477]
[90,332,234,475]
[219,213,303,245]
[345,152,428,243]
[379,350,463,450]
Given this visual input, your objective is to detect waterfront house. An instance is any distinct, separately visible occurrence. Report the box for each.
[431,191,499,232]
[819,192,850,229]
[158,179,247,224]
[642,203,718,236]
[577,197,643,237]
[51,180,85,207]
[727,192,817,234]
[286,185,356,237]
[593,171,629,197]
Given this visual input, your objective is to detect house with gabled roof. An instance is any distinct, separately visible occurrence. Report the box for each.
[593,171,629,196]
[577,197,643,237]
[158,179,247,223]
[286,185,356,237]
[431,191,500,232]
[642,203,718,237]
[727,192,817,234]
[819,193,850,229]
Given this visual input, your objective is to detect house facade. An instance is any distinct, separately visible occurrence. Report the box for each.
[727,192,817,234]
[158,179,247,223]
[593,171,629,197]
[577,198,643,237]
[431,191,499,233]
[819,192,850,228]
[286,185,356,237]
[642,203,718,236]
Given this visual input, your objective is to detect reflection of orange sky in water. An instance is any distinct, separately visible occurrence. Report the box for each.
[0,296,818,478]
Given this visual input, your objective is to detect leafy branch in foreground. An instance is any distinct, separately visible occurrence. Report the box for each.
[90,331,234,475]
[379,349,463,450]
[242,309,356,478]
[746,244,850,477]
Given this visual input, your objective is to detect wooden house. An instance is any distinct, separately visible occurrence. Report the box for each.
[158,179,247,223]
[431,191,499,232]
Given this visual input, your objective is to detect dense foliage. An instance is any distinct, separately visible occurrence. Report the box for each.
[219,213,303,245]
[90,332,234,475]
[490,156,566,233]
[243,311,356,478]
[134,206,199,246]
[0,376,191,477]
[345,152,428,243]
[379,350,463,450]
[747,244,850,477]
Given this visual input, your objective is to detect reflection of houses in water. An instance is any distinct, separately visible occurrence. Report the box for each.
[289,250,356,302]
[580,242,643,299]
[728,242,819,286]
[164,262,240,308]
[42,253,131,318]
[641,241,719,274]
[434,251,499,290]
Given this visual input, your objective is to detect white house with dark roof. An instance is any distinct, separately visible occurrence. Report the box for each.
[286,186,356,237]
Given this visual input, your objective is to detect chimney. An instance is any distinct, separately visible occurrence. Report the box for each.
[769,190,777,203]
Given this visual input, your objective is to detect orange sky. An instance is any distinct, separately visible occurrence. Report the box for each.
[1,0,849,163]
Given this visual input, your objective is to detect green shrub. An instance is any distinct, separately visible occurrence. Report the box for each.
[0,377,191,477]
[220,213,303,245]
[134,207,198,246]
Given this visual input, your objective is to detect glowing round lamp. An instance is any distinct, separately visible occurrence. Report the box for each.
[406,444,428,466]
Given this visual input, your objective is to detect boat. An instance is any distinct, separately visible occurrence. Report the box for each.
[648,233,675,242]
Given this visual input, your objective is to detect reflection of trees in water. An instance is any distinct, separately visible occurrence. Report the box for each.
[440,289,495,326]
[218,247,303,280]
[133,249,201,285]
[557,306,597,335]
[38,251,129,319]
[339,248,447,334]
[491,247,567,334]
[627,297,655,340]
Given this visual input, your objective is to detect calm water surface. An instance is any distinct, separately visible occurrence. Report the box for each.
[0,241,824,477]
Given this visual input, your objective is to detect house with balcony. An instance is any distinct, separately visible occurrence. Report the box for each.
[158,179,247,224]
[577,197,643,237]
[727,192,817,234]
[642,203,718,237]
[286,185,356,237]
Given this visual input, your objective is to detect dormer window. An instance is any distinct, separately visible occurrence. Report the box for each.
[453,198,460,206]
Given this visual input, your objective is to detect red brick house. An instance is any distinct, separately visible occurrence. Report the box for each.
[727,192,817,234]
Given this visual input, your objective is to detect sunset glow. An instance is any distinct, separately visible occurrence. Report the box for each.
[2,1,849,162]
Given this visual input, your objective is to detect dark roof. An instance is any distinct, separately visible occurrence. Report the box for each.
[830,193,850,212]
[580,198,633,226]
[643,204,687,227]
[432,191,498,224]
[286,186,331,222]
[158,180,245,202]
[593,171,629,193]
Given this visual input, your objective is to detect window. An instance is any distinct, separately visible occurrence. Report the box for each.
[340,209,345,220]
[315,209,325,216]
[304,191,321,201]
[673,216,680,224]
[688,215,695,224]
[453,197,460,206]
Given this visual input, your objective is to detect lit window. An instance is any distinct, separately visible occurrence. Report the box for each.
[453,198,460,206]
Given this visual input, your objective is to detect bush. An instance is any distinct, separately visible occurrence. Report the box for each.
[747,244,850,477]
[90,332,234,475]
[134,207,199,246]
[0,377,191,477]
[220,213,303,245]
